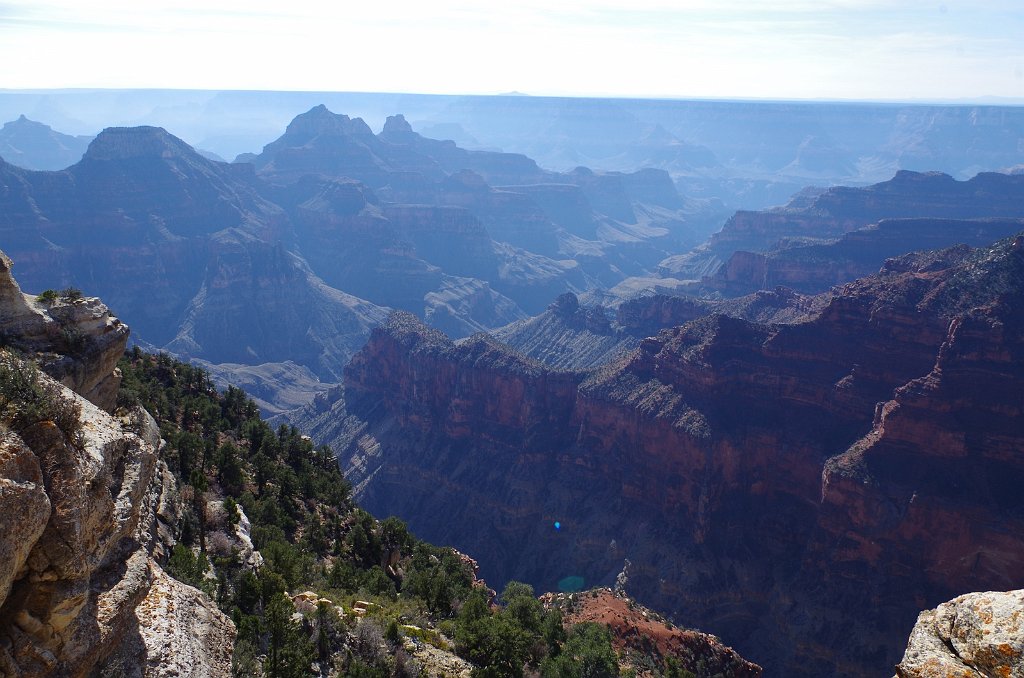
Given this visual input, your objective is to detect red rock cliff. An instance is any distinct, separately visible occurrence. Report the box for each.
[320,234,1024,677]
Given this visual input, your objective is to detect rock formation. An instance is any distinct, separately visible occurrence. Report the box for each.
[0,115,92,171]
[660,171,1024,280]
[894,589,1024,678]
[0,249,234,677]
[0,108,704,412]
[551,588,762,677]
[295,233,1024,677]
[494,287,827,371]
[702,217,1024,297]
[0,251,129,411]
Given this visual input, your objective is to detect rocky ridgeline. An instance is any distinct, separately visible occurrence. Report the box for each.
[0,250,234,677]
[661,171,1024,280]
[495,287,828,371]
[548,588,762,677]
[702,217,1024,297]
[307,234,1024,677]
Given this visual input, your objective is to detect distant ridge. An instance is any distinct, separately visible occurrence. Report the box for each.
[0,114,92,170]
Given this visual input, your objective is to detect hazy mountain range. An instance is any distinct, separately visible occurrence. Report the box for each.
[0,90,1022,677]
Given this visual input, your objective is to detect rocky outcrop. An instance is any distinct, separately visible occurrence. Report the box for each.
[894,590,1024,678]
[101,565,236,678]
[553,589,761,677]
[0,371,185,676]
[0,255,234,677]
[307,234,1024,677]
[0,251,129,411]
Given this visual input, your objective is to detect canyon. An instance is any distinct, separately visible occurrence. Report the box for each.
[1,93,1023,676]
[0,106,702,415]
[294,234,1024,677]
[5,90,1024,212]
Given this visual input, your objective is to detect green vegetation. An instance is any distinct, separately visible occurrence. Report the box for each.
[59,286,83,302]
[541,623,619,678]
[452,582,618,678]
[117,349,625,677]
[35,289,58,304]
[118,349,478,676]
[0,349,82,446]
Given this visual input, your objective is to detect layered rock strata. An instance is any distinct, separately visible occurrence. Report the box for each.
[308,234,1024,677]
[661,171,1024,280]
[0,251,234,677]
[703,217,1024,297]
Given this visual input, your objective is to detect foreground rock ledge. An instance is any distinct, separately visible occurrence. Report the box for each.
[0,248,234,677]
[894,589,1024,678]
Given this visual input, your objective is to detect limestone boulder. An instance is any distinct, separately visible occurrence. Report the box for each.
[895,589,1024,678]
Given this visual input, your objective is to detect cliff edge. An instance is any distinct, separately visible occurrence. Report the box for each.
[0,250,234,677]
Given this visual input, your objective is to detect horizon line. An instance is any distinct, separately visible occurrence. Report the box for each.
[3,86,1024,108]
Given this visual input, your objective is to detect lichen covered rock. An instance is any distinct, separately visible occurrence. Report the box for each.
[894,589,1024,678]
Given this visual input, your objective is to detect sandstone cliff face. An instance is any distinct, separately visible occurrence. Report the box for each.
[308,234,1024,677]
[0,252,234,677]
[0,368,236,678]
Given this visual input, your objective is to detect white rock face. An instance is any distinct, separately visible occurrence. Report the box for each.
[0,249,234,676]
[0,375,161,675]
[0,431,50,608]
[894,589,1024,678]
[104,562,235,678]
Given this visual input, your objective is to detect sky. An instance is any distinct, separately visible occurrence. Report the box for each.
[0,0,1022,102]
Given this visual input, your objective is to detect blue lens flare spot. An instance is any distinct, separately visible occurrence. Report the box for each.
[554,521,561,530]
[558,575,585,592]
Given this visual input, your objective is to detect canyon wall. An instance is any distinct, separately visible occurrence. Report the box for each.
[303,235,1024,677]
[0,251,234,677]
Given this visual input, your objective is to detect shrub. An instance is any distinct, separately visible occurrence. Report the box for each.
[59,287,83,302]
[0,351,83,446]
[60,326,89,356]
[36,289,58,304]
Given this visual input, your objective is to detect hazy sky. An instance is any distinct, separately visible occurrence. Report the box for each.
[1,0,1022,101]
